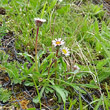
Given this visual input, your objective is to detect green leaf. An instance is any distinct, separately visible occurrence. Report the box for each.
[104,96,109,110]
[78,84,99,89]
[18,52,34,63]
[79,92,83,110]
[48,79,86,94]
[59,57,67,71]
[69,99,77,110]
[98,69,110,82]
[95,41,102,52]
[57,5,70,15]
[50,85,68,103]
[96,59,108,69]
[94,96,102,110]
[33,87,45,104]
[47,0,57,13]
[45,87,54,94]
[0,87,11,103]
[27,108,36,110]
[94,19,99,34]
[41,1,47,18]
[28,63,35,74]
[24,81,34,86]
[105,83,110,99]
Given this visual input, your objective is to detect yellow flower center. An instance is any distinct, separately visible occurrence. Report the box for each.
[56,41,61,45]
[62,49,67,54]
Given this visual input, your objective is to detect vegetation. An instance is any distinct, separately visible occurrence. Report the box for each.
[0,0,110,109]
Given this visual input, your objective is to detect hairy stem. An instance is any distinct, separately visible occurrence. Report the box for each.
[32,77,41,109]
[35,27,39,72]
[55,48,59,83]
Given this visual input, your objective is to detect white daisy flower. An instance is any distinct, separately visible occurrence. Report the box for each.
[73,65,80,71]
[58,0,63,2]
[34,18,46,27]
[61,47,70,56]
[52,38,65,47]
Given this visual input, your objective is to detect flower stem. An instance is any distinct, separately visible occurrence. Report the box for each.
[55,48,59,83]
[56,48,59,57]
[35,27,39,72]
[32,77,41,109]
[48,59,56,76]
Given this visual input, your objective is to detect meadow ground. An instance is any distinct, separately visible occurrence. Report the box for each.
[0,0,110,110]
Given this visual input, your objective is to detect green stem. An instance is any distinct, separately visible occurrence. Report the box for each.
[64,102,66,110]
[48,59,56,76]
[35,55,38,72]
[55,60,57,80]
[55,48,59,83]
[32,77,41,109]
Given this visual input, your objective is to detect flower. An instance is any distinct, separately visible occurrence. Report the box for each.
[73,65,80,71]
[58,0,63,2]
[38,77,43,82]
[52,38,65,47]
[34,18,46,27]
[61,47,70,56]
